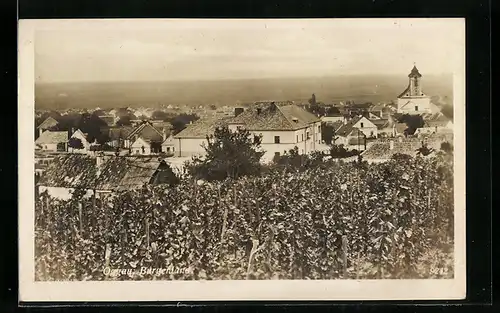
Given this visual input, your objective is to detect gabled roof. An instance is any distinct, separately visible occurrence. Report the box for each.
[107,126,134,140]
[39,155,166,191]
[38,154,98,188]
[127,122,163,142]
[227,102,319,131]
[335,117,362,137]
[131,137,151,148]
[95,157,165,191]
[174,117,230,138]
[37,116,59,129]
[331,121,344,132]
[98,115,115,126]
[35,131,68,144]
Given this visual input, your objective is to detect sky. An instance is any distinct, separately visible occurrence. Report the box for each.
[34,19,464,83]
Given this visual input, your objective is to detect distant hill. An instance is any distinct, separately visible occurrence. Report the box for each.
[35,75,453,110]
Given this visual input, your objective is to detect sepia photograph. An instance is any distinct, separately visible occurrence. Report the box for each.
[18,18,466,301]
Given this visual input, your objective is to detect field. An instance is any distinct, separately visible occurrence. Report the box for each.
[35,154,454,281]
[34,75,453,110]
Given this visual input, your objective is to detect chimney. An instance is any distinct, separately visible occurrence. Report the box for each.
[234,107,244,117]
[96,153,104,167]
[389,140,394,150]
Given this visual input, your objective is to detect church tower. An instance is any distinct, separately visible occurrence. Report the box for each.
[396,64,431,114]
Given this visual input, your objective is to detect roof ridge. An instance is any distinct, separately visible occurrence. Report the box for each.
[275,104,296,129]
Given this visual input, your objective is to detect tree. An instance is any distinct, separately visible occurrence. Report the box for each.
[209,104,217,110]
[399,114,424,135]
[321,123,335,145]
[116,115,133,126]
[169,113,200,135]
[151,110,172,121]
[185,126,265,181]
[440,141,453,154]
[74,113,109,144]
[68,137,84,149]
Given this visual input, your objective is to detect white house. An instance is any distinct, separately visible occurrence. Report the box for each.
[130,137,152,155]
[415,117,454,136]
[125,121,167,154]
[226,101,322,162]
[173,101,322,163]
[396,65,432,114]
[35,130,68,152]
[68,129,92,154]
[336,116,378,139]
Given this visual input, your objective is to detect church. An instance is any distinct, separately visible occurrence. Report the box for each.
[396,65,432,114]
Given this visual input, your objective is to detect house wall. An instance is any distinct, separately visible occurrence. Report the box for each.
[131,139,152,155]
[174,137,208,157]
[397,97,432,114]
[352,117,378,138]
[68,131,90,153]
[321,116,344,123]
[39,186,94,200]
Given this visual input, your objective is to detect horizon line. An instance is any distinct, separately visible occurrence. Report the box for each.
[35,73,453,85]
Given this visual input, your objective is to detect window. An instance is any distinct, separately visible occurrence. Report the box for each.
[360,122,364,128]
[370,131,374,137]
[318,125,321,132]
[274,136,280,144]
[135,150,140,154]
[415,106,419,111]
[172,147,175,152]
[306,132,310,139]
[301,134,304,141]
[141,146,145,153]
[166,147,171,152]
[296,135,299,142]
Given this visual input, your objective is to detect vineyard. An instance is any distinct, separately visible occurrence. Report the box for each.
[35,154,454,281]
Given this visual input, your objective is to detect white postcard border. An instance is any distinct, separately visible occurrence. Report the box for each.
[18,18,466,302]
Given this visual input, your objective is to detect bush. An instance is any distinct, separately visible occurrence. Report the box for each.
[185,126,264,181]
[35,156,454,281]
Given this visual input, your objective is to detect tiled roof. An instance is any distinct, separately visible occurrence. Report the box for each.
[127,122,164,142]
[37,116,59,129]
[38,155,165,191]
[228,102,319,131]
[35,131,68,144]
[174,117,231,138]
[38,154,98,188]
[331,121,344,132]
[335,117,363,137]
[107,126,134,140]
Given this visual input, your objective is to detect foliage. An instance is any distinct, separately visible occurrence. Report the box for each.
[35,155,454,281]
[416,142,434,156]
[321,123,335,145]
[398,114,424,135]
[440,141,453,153]
[68,137,84,149]
[151,110,173,122]
[272,147,325,172]
[185,126,265,181]
[329,144,359,158]
[168,114,200,135]
[116,116,133,126]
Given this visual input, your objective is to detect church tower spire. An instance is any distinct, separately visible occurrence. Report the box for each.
[408,64,423,96]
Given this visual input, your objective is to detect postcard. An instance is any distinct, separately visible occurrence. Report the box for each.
[18,18,466,301]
